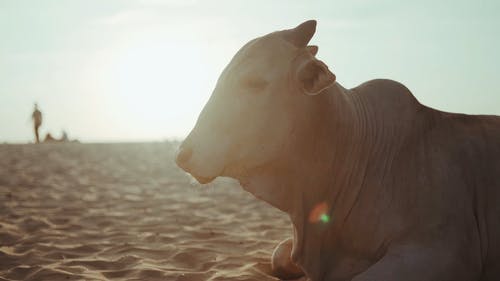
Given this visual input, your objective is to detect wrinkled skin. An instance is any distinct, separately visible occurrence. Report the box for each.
[176,20,500,281]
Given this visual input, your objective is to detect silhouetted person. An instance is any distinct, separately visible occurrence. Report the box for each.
[32,103,42,143]
[60,130,69,142]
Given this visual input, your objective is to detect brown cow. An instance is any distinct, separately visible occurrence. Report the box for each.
[176,20,500,281]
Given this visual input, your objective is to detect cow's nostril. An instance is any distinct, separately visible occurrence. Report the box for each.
[176,147,193,168]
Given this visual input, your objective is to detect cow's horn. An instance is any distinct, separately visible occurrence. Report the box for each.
[284,20,317,47]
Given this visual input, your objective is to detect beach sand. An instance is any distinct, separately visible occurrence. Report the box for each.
[0,142,292,281]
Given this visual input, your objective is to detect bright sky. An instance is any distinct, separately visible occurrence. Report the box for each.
[1,0,499,143]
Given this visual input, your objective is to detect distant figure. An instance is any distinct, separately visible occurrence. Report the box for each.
[44,132,57,143]
[31,103,43,143]
[60,130,69,142]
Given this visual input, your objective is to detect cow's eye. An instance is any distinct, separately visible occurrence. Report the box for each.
[245,78,269,90]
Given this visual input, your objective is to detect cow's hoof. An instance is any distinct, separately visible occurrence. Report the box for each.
[271,238,304,280]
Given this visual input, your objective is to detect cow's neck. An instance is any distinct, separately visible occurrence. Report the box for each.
[240,82,371,278]
[240,84,355,204]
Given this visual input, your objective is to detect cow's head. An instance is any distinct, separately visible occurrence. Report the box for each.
[176,20,336,184]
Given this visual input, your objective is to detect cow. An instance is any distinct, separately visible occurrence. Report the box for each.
[175,20,500,281]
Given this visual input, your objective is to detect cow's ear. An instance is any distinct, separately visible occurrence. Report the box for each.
[296,57,336,95]
[306,45,318,56]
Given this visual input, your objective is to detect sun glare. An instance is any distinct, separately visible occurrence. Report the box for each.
[84,37,217,140]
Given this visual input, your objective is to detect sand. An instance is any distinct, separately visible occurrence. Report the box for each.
[0,142,294,281]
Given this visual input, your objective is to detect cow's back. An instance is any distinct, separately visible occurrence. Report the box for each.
[441,113,500,280]
[353,80,500,279]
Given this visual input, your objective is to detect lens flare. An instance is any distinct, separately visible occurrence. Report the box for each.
[320,214,330,223]
[308,201,331,224]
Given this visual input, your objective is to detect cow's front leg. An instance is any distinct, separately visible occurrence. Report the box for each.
[351,243,481,281]
[271,238,305,280]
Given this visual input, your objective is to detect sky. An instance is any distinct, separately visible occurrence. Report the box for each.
[1,0,499,143]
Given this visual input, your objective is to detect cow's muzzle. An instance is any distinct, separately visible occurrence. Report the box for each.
[175,146,216,184]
